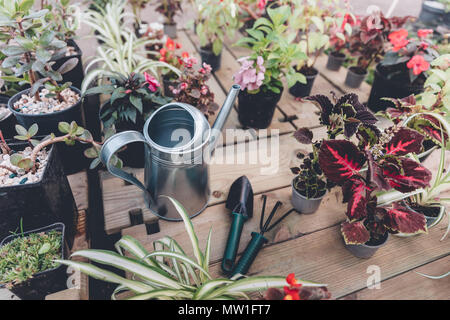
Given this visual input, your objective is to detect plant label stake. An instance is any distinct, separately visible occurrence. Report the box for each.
[222,175,254,274]
[231,196,295,277]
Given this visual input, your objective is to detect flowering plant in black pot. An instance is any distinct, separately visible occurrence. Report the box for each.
[195,0,240,72]
[291,93,378,214]
[158,37,188,96]
[318,125,432,258]
[346,7,410,89]
[234,5,307,129]
[155,0,182,38]
[368,28,439,111]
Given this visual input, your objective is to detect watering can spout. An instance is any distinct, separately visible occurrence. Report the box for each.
[209,84,241,154]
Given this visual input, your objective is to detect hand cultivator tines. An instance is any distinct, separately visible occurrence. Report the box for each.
[231,195,295,277]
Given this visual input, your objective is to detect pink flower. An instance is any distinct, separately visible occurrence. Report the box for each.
[201,85,208,95]
[144,72,160,92]
[180,82,188,90]
[183,56,198,68]
[233,56,265,91]
[202,63,212,73]
[417,29,433,39]
[258,0,266,11]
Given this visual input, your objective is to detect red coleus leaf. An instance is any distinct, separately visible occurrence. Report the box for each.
[382,158,432,192]
[415,115,449,145]
[318,140,366,184]
[344,179,370,221]
[380,203,427,234]
[367,151,391,190]
[341,220,370,245]
[383,127,424,156]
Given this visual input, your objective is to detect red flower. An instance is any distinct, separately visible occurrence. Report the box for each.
[283,286,300,300]
[165,37,175,51]
[144,72,160,92]
[389,29,409,52]
[407,55,430,75]
[159,48,167,57]
[417,29,433,39]
[286,273,301,288]
[176,42,181,49]
[341,13,356,31]
[420,41,429,50]
[181,51,189,58]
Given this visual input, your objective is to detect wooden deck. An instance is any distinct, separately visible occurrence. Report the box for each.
[98,30,449,300]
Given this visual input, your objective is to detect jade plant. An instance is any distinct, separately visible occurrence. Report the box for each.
[318,125,432,245]
[59,197,326,300]
[0,1,79,102]
[291,93,378,199]
[45,0,81,42]
[0,228,62,288]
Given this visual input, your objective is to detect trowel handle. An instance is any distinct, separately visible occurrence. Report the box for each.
[222,212,247,274]
[231,232,268,277]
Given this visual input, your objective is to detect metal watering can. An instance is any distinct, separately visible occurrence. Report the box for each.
[100,85,240,221]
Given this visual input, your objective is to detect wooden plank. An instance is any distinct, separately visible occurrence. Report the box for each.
[315,54,372,103]
[344,256,450,300]
[67,171,88,211]
[104,127,327,234]
[46,288,81,300]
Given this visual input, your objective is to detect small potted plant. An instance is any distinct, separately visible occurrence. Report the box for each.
[318,126,432,258]
[170,57,219,118]
[0,5,81,135]
[158,37,189,97]
[236,0,265,34]
[291,92,378,213]
[326,13,355,71]
[263,273,331,300]
[155,0,182,38]
[128,0,151,37]
[142,22,165,53]
[84,72,171,167]
[195,0,241,72]
[367,28,439,112]
[287,0,353,97]
[234,5,307,129]
[0,222,66,300]
[346,8,410,89]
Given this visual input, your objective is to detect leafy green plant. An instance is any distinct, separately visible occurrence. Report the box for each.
[0,0,79,102]
[0,229,62,288]
[45,0,81,41]
[59,197,326,300]
[155,0,182,25]
[195,0,241,56]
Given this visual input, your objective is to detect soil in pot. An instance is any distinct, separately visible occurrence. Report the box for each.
[0,223,67,300]
[0,143,78,247]
[345,232,389,259]
[368,63,425,112]
[0,95,16,139]
[237,87,283,129]
[326,51,346,71]
[345,66,368,89]
[291,178,326,214]
[288,67,318,98]
[200,45,222,73]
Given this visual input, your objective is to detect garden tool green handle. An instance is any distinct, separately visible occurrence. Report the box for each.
[231,232,268,276]
[222,212,247,274]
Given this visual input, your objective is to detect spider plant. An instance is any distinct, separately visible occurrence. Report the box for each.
[81,0,179,92]
[58,197,325,300]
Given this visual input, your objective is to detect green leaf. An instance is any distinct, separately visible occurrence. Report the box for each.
[57,57,78,75]
[212,38,222,56]
[15,124,28,136]
[36,47,52,63]
[18,158,33,170]
[13,135,28,141]
[110,87,126,105]
[89,158,101,169]
[24,9,48,20]
[2,56,20,68]
[126,289,192,300]
[84,147,98,158]
[10,153,23,166]
[1,46,27,56]
[39,30,55,46]
[58,122,70,133]
[38,243,51,255]
[310,16,324,33]
[27,123,38,137]
[83,85,115,97]
[129,95,143,113]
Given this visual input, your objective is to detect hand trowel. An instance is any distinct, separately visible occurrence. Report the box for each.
[221,175,253,274]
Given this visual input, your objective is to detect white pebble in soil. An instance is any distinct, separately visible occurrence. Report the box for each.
[13,88,79,115]
[0,148,48,186]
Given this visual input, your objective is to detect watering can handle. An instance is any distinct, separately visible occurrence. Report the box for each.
[100,131,150,193]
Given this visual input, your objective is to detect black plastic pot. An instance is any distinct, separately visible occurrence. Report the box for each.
[288,68,318,98]
[0,223,67,300]
[0,144,77,247]
[8,86,83,136]
[345,66,368,89]
[419,1,445,25]
[52,40,84,91]
[237,88,283,129]
[326,52,346,71]
[0,94,16,139]
[367,63,425,112]
[164,23,177,38]
[344,232,389,259]
[200,46,222,73]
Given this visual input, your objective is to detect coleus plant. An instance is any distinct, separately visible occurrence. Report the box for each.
[158,37,189,81]
[170,57,219,117]
[291,93,378,199]
[84,72,171,129]
[318,125,432,245]
[347,7,410,72]
[381,28,439,83]
[0,1,78,102]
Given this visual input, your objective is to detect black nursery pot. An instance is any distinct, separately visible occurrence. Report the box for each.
[237,88,283,129]
[0,223,68,300]
[8,86,83,135]
[419,1,445,25]
[0,144,78,248]
[288,68,318,98]
[326,52,346,71]
[52,40,84,90]
[200,46,222,73]
[0,94,16,139]
[367,63,425,112]
[345,66,368,89]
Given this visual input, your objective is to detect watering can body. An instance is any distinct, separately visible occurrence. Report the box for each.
[100,85,240,221]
